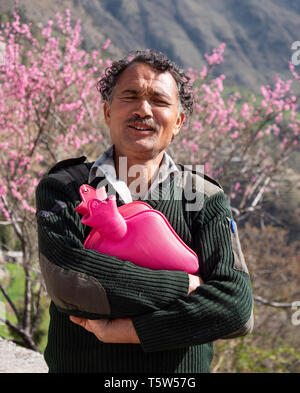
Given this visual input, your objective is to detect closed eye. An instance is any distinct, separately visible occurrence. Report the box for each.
[152,98,170,106]
[119,94,171,106]
[121,96,137,100]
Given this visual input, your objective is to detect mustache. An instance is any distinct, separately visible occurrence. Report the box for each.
[126,116,160,131]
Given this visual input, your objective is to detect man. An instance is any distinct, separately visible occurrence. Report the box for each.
[36,50,253,373]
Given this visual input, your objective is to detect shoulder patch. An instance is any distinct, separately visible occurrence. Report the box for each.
[39,253,111,315]
[43,156,90,186]
[226,217,249,274]
[221,308,254,339]
[176,163,223,197]
[203,177,222,197]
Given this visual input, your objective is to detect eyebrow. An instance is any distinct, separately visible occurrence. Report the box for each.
[118,88,173,101]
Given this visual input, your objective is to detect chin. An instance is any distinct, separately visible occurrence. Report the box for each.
[129,140,157,151]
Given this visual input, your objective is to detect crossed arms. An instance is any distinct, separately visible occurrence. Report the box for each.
[36,174,253,352]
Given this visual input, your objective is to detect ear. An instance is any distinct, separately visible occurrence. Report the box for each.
[172,112,185,137]
[103,101,111,127]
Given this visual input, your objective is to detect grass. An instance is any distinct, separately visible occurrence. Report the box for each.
[0,263,24,340]
[0,262,50,352]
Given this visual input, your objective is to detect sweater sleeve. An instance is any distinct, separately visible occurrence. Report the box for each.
[35,176,189,319]
[132,191,253,352]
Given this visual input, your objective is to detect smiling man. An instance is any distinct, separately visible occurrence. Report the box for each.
[104,61,184,158]
[102,61,185,198]
[36,50,253,373]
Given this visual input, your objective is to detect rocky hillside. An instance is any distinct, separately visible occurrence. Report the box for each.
[1,0,299,92]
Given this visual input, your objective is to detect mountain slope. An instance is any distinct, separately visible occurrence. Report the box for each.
[1,0,299,91]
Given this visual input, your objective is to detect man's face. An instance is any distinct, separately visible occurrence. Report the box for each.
[103,62,185,161]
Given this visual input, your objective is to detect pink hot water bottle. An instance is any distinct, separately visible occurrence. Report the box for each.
[75,184,199,274]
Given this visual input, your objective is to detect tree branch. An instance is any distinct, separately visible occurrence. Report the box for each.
[254,295,294,308]
[0,283,22,326]
[0,317,40,352]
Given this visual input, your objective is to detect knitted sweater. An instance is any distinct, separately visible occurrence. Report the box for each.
[35,158,253,373]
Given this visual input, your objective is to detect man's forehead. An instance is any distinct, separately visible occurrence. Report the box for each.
[115,62,178,94]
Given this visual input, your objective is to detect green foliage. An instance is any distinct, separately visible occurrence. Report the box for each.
[0,263,24,339]
[0,263,50,351]
[213,335,300,373]
[5,294,50,350]
[2,263,25,299]
[211,224,300,373]
[0,224,21,251]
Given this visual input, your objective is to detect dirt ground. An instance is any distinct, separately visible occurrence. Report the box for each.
[0,336,48,373]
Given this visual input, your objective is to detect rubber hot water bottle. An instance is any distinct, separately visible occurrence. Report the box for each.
[75,184,199,274]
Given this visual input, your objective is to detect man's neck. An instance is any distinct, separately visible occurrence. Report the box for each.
[114,150,164,196]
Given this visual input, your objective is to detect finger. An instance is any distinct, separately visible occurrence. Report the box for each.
[70,316,86,328]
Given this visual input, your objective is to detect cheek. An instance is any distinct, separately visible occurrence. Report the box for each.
[160,111,181,133]
[109,105,127,127]
[156,108,176,126]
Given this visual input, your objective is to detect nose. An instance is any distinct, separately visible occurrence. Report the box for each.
[133,98,153,118]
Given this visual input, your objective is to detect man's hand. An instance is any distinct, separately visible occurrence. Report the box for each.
[188,274,204,295]
[70,273,203,343]
[69,316,140,344]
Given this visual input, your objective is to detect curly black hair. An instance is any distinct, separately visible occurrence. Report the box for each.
[96,49,194,117]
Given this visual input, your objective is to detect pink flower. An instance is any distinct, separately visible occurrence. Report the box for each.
[230,131,239,139]
[35,154,43,163]
[0,185,7,197]
[189,142,198,152]
[256,131,263,139]
[199,66,207,79]
[273,125,280,136]
[234,182,240,191]
[204,43,226,67]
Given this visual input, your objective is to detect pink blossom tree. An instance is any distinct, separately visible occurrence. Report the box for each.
[172,43,299,223]
[0,10,299,350]
[0,9,109,349]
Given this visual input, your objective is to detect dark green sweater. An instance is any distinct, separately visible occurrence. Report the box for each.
[35,159,253,373]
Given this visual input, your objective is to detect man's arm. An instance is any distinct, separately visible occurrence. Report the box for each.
[130,191,253,351]
[69,273,203,343]
[36,175,189,318]
[69,191,253,350]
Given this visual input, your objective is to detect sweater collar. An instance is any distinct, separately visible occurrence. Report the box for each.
[88,145,179,204]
